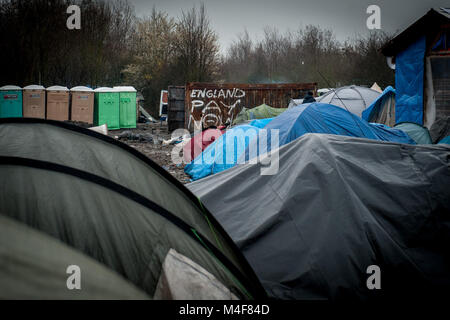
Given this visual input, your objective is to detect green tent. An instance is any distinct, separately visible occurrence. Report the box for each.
[0,118,266,300]
[233,104,286,125]
[0,215,149,299]
[394,122,432,144]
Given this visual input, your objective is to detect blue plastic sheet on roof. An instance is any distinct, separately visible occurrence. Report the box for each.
[185,124,260,181]
[243,102,416,161]
[395,36,426,125]
[362,86,396,122]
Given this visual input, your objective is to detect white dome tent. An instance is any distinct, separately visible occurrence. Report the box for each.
[316,85,381,117]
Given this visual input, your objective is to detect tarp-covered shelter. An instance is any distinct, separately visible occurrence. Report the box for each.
[316,85,380,117]
[233,104,286,125]
[394,122,432,144]
[188,134,450,300]
[362,86,396,127]
[244,102,415,161]
[381,8,450,128]
[185,124,261,181]
[0,118,266,300]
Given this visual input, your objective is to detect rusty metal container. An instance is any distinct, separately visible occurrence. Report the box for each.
[183,82,317,131]
[46,86,69,121]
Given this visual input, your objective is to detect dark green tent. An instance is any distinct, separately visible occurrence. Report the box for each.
[0,118,266,299]
[233,104,286,125]
[0,215,150,299]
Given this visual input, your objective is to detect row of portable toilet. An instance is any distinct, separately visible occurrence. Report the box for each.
[0,85,137,129]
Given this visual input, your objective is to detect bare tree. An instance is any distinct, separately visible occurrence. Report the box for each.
[173,3,219,83]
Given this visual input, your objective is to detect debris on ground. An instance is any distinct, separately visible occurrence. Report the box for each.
[107,123,191,184]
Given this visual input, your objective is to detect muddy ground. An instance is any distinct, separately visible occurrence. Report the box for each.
[105,122,191,184]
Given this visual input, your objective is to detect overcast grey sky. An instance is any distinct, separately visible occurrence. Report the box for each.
[129,0,449,53]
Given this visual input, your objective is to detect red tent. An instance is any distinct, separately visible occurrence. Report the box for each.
[183,127,225,163]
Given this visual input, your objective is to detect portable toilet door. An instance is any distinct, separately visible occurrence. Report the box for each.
[0,85,22,118]
[114,86,137,129]
[70,86,94,124]
[23,85,45,119]
[46,86,70,121]
[94,87,120,130]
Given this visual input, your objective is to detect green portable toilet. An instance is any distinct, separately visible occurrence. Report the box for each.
[0,85,22,118]
[94,87,120,130]
[114,86,137,129]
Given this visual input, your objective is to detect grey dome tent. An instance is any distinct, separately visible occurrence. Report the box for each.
[316,85,381,117]
[188,134,450,300]
[0,118,266,300]
[0,215,149,299]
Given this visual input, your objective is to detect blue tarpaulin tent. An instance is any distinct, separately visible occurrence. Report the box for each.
[185,124,261,181]
[244,102,416,160]
[186,103,416,181]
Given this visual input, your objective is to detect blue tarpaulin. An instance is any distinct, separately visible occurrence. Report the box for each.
[395,36,426,125]
[244,102,416,160]
[249,118,274,128]
[185,124,260,181]
[362,86,396,122]
[186,103,416,181]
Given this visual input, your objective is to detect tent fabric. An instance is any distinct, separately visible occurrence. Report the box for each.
[233,104,286,125]
[249,118,274,128]
[429,116,450,143]
[438,136,450,144]
[0,118,266,300]
[183,127,225,163]
[394,122,432,144]
[244,102,415,161]
[395,36,426,125]
[362,86,396,127]
[0,215,150,299]
[316,85,380,117]
[188,133,450,300]
[154,248,239,300]
[185,124,260,181]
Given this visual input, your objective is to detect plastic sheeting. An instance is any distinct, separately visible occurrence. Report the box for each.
[395,36,426,125]
[362,86,396,126]
[244,103,415,161]
[188,134,450,300]
[438,136,450,144]
[185,124,260,181]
